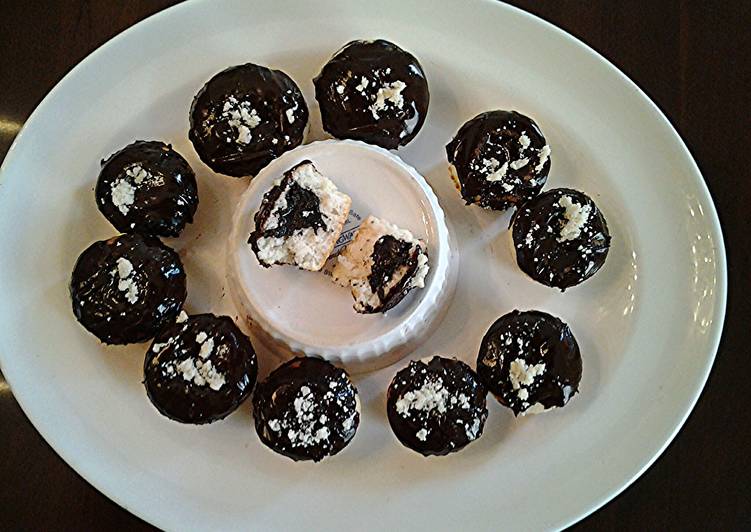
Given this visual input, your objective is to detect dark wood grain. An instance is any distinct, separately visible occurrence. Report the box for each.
[1,1,749,530]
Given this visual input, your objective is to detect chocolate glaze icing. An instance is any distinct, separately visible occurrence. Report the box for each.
[446,110,550,210]
[95,140,198,237]
[248,160,325,267]
[144,313,258,424]
[364,235,423,314]
[189,63,308,177]
[314,39,429,149]
[387,356,488,457]
[476,310,582,416]
[70,233,187,344]
[252,357,360,462]
[511,188,611,290]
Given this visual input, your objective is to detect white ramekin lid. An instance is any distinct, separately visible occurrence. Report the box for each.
[227,139,453,373]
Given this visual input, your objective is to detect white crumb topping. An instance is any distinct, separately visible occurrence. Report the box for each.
[535,144,551,172]
[195,332,208,343]
[285,103,298,124]
[110,164,164,216]
[283,386,332,448]
[557,195,592,242]
[395,379,449,417]
[126,165,149,185]
[114,257,138,304]
[176,357,226,391]
[509,358,546,390]
[369,80,406,120]
[255,162,351,271]
[198,336,214,360]
[117,256,133,278]
[509,158,530,170]
[110,179,135,215]
[518,388,529,400]
[332,215,429,312]
[355,77,369,92]
[458,394,470,409]
[482,157,510,183]
[176,311,188,323]
[336,84,345,94]
[222,96,261,145]
[416,428,428,441]
[125,164,163,187]
[151,341,170,353]
[519,132,531,149]
[268,419,281,432]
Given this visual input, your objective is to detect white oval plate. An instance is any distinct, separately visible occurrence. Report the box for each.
[0,1,726,530]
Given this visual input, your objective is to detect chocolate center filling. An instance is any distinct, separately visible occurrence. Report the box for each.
[253,177,326,241]
[368,235,417,301]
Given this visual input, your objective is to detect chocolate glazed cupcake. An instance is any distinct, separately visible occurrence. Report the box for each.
[144,313,258,424]
[387,356,487,456]
[70,233,187,344]
[189,63,308,177]
[252,357,360,462]
[476,310,582,416]
[95,140,198,237]
[314,39,430,149]
[511,188,611,290]
[446,110,550,211]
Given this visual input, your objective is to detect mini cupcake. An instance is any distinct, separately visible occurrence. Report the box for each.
[252,357,360,462]
[70,233,187,344]
[511,188,611,290]
[446,110,550,210]
[332,215,429,313]
[314,39,430,149]
[95,140,198,237]
[144,313,258,424]
[476,310,582,416]
[189,63,308,177]
[387,356,488,456]
[248,160,351,271]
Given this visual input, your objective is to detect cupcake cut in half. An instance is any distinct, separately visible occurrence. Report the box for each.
[248,160,351,271]
[332,215,429,314]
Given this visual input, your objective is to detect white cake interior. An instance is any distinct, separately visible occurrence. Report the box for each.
[333,215,429,312]
[255,162,351,271]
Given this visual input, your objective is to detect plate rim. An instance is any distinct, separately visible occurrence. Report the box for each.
[0,0,728,529]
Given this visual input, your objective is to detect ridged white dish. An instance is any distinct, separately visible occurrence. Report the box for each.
[228,139,453,373]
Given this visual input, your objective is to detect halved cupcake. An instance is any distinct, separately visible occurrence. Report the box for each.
[333,215,429,313]
[249,160,351,271]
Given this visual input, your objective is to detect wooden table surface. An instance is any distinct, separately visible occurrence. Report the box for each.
[1,1,748,530]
